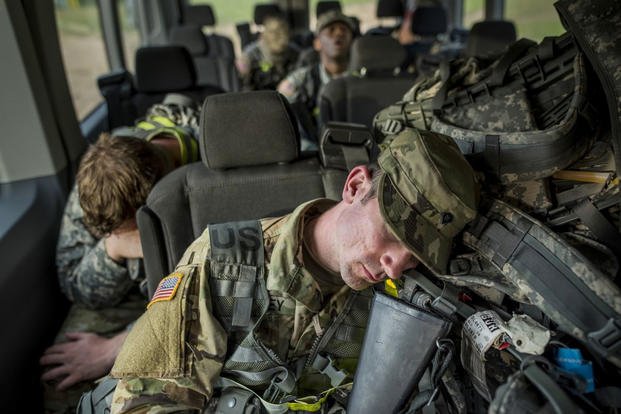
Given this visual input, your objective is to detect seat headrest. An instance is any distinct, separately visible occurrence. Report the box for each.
[134,46,196,93]
[183,5,216,26]
[411,6,447,36]
[169,25,209,56]
[200,91,299,169]
[350,35,405,73]
[254,4,284,25]
[317,1,341,18]
[465,20,517,58]
[377,0,404,18]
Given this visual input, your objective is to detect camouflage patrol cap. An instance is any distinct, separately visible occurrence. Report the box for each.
[377,128,480,275]
[315,10,355,35]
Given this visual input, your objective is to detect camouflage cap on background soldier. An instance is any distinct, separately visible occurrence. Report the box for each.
[378,128,480,275]
[315,9,356,35]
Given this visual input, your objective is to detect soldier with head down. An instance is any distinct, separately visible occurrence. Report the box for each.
[41,95,201,414]
[105,127,479,413]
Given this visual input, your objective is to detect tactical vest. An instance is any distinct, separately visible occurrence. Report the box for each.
[77,220,370,414]
[203,220,371,411]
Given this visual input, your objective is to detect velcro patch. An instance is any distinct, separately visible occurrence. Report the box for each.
[148,272,184,308]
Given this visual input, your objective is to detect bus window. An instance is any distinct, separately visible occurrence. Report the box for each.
[506,0,565,42]
[118,0,140,73]
[54,0,108,120]
[464,0,484,28]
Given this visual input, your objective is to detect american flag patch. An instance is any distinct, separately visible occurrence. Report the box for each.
[147,272,183,308]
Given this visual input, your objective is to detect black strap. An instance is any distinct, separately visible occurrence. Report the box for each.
[431,60,452,111]
[572,200,621,259]
[488,38,538,87]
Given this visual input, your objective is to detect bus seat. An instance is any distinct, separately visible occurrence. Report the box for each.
[182,4,236,60]
[137,91,347,296]
[464,20,517,59]
[132,45,224,117]
[169,25,241,92]
[402,5,448,68]
[320,35,413,129]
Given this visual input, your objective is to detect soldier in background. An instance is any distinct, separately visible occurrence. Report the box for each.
[236,15,300,91]
[41,96,200,413]
[278,10,355,150]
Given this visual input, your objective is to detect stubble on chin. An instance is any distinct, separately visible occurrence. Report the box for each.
[340,264,372,291]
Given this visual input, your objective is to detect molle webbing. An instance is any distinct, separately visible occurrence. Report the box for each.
[464,199,621,367]
[209,220,266,331]
[374,33,590,184]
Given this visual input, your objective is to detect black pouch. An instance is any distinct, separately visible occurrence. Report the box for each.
[347,291,452,414]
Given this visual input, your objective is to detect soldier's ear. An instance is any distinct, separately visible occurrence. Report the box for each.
[342,166,371,203]
[313,36,321,51]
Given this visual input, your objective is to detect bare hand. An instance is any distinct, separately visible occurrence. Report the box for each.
[105,227,143,262]
[40,331,128,390]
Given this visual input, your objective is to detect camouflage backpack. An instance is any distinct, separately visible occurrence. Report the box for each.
[365,0,621,411]
[373,32,594,185]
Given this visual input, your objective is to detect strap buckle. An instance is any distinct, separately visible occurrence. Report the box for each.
[262,369,295,404]
[312,354,348,387]
[588,318,621,358]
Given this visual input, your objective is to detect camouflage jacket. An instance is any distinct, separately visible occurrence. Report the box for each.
[56,186,145,309]
[239,40,300,91]
[110,199,370,413]
[280,63,331,115]
[280,63,348,146]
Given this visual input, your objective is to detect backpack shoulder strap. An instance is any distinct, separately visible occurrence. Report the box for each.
[208,220,267,331]
[464,199,621,367]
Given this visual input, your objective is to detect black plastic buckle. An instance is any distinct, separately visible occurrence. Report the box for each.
[588,318,621,358]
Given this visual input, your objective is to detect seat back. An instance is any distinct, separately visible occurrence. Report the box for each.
[182,4,236,59]
[402,5,448,68]
[317,1,341,17]
[98,46,224,130]
[464,20,517,59]
[132,45,224,117]
[320,36,414,128]
[138,91,346,296]
[169,25,240,92]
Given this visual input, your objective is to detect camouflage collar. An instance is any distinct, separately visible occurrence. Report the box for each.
[266,198,337,312]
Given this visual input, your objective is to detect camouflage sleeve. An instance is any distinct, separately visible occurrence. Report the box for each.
[111,232,227,413]
[56,186,135,309]
[277,66,308,103]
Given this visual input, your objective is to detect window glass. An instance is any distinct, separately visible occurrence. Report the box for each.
[464,0,484,29]
[505,0,565,42]
[118,0,140,72]
[54,0,108,119]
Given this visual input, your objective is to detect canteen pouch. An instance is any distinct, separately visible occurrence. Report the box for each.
[347,291,451,414]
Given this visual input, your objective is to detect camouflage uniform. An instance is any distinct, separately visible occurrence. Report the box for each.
[239,41,300,91]
[280,63,347,148]
[46,101,201,413]
[110,199,371,413]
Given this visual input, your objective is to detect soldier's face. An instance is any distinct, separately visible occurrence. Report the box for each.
[333,169,419,290]
[316,22,353,60]
[263,18,289,54]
